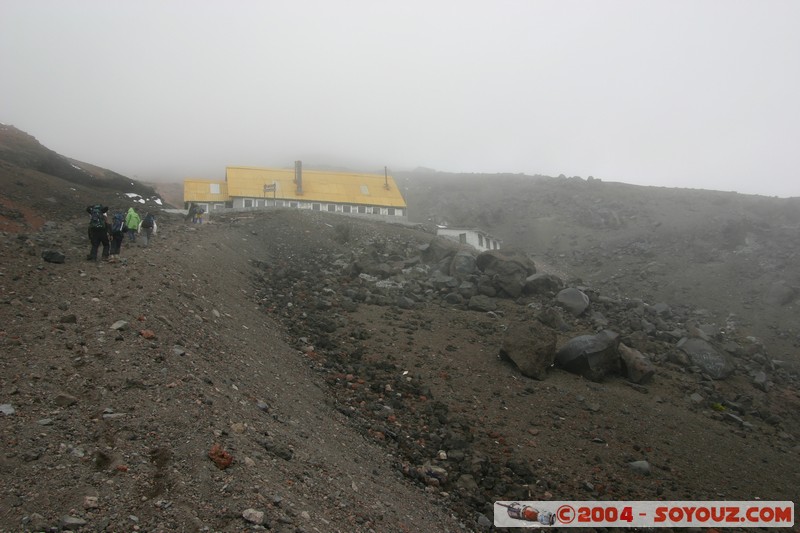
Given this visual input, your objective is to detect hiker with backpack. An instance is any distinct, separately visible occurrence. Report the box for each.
[86,204,110,261]
[125,207,141,243]
[108,211,127,262]
[138,212,157,247]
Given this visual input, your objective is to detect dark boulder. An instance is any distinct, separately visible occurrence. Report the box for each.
[523,273,565,295]
[41,250,66,264]
[555,287,590,316]
[555,330,620,381]
[475,249,536,298]
[468,294,497,312]
[677,338,735,379]
[499,321,557,380]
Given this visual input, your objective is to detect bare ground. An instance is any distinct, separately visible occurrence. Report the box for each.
[0,165,798,532]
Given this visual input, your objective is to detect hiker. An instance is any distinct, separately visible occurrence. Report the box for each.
[86,204,110,261]
[138,211,157,247]
[125,207,141,243]
[196,209,205,224]
[108,211,127,262]
[186,203,197,223]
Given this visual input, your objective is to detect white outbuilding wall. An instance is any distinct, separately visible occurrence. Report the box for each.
[436,228,501,252]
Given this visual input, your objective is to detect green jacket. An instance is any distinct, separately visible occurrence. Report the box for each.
[125,208,141,230]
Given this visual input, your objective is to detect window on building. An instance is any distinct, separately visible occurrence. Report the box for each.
[244,199,253,208]
[312,203,321,211]
[388,207,395,216]
[360,185,369,195]
[343,205,351,213]
[479,234,484,247]
[493,241,499,250]
[327,204,336,212]
[290,202,298,208]
[358,205,366,214]
[210,183,220,194]
[459,233,467,244]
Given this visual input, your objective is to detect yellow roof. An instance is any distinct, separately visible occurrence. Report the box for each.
[225,166,407,207]
[183,179,228,202]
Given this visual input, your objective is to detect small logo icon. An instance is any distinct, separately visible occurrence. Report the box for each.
[557,504,576,524]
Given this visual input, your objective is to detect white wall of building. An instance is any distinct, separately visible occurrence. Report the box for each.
[436,228,500,251]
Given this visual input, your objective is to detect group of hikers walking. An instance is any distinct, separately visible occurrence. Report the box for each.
[86,205,157,262]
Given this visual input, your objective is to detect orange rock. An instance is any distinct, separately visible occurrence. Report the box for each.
[140,329,156,339]
[208,443,233,469]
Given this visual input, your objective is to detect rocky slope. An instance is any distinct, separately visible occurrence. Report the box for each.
[3,206,797,532]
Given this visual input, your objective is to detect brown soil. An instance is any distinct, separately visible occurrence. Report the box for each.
[2,204,797,532]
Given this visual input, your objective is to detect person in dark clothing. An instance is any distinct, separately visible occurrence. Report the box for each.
[86,204,110,261]
[108,211,127,263]
[186,203,197,223]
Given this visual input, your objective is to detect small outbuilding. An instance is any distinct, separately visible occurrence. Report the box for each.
[436,227,501,252]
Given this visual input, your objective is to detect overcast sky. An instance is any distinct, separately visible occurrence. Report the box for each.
[2,1,799,197]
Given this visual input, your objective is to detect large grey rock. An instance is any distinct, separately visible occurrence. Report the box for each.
[457,281,477,299]
[449,251,477,279]
[420,238,458,265]
[677,338,735,379]
[555,288,590,316]
[618,343,655,384]
[523,273,565,295]
[468,295,497,312]
[475,250,536,298]
[555,330,620,381]
[429,271,458,290]
[499,322,557,380]
[536,307,570,332]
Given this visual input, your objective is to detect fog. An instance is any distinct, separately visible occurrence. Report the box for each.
[2,1,799,197]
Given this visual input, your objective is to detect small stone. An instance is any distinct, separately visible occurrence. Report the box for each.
[0,404,15,416]
[628,460,651,475]
[54,393,78,407]
[83,496,100,509]
[41,250,66,263]
[242,508,264,524]
[110,320,129,331]
[37,418,53,426]
[60,515,88,530]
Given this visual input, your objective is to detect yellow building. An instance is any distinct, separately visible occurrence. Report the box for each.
[184,164,407,219]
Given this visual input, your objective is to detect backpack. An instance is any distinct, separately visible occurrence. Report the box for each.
[111,213,125,234]
[89,205,106,229]
[141,213,155,228]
